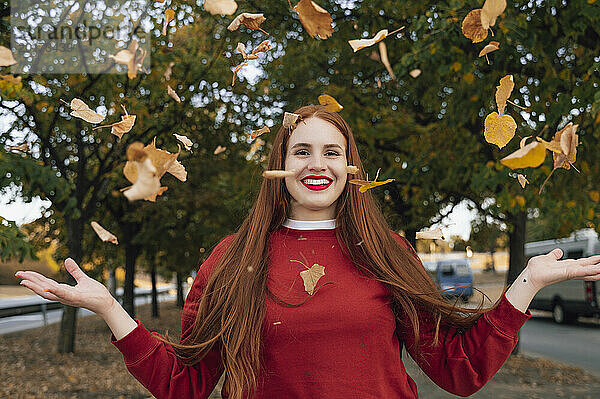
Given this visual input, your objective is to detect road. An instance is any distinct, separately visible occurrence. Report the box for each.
[520,312,600,377]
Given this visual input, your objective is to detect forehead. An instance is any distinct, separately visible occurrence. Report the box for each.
[287,117,346,150]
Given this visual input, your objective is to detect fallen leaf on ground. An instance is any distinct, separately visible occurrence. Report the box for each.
[294,0,334,40]
[0,45,17,66]
[251,126,270,139]
[92,104,136,139]
[484,112,516,149]
[90,222,118,245]
[61,98,105,123]
[500,141,547,169]
[167,85,181,103]
[204,0,238,15]
[318,94,343,112]
[227,13,268,35]
[416,228,445,240]
[462,9,488,43]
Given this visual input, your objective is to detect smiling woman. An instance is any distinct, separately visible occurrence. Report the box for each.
[15,105,600,399]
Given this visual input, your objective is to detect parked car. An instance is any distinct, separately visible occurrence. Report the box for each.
[435,258,474,302]
[526,228,600,324]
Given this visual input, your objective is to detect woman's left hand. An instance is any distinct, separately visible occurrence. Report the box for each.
[525,248,600,292]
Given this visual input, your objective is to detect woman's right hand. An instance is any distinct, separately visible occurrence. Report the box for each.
[15,257,117,318]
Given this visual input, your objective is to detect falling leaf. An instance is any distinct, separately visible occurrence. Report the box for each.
[299,263,325,295]
[92,104,136,139]
[378,41,395,79]
[495,74,514,115]
[164,61,175,80]
[232,62,247,86]
[519,135,531,149]
[122,142,161,202]
[479,40,500,63]
[214,145,227,155]
[318,94,343,112]
[484,112,516,149]
[480,0,507,30]
[235,43,258,60]
[167,85,181,103]
[345,165,359,174]
[227,13,268,35]
[500,141,547,169]
[283,112,300,128]
[0,46,17,66]
[416,228,445,240]
[517,174,529,188]
[61,98,105,124]
[90,221,118,245]
[409,69,422,78]
[251,40,272,55]
[204,0,238,15]
[294,0,334,40]
[251,126,270,139]
[348,27,404,52]
[462,9,488,43]
[124,137,186,184]
[553,122,579,171]
[7,143,29,152]
[163,9,175,36]
[262,169,296,179]
[108,40,146,80]
[173,133,193,151]
[349,178,394,193]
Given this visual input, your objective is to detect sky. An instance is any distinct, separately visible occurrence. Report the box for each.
[0,192,477,241]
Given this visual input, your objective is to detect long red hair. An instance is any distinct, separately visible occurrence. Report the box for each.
[159,105,490,399]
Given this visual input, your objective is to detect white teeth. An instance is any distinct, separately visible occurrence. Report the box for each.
[302,179,330,185]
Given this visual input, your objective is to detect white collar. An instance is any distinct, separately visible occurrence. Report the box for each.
[282,218,336,230]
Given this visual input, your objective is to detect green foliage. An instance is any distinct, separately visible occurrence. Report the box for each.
[0,217,37,262]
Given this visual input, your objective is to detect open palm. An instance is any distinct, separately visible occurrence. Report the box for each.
[526,248,600,292]
[15,258,116,317]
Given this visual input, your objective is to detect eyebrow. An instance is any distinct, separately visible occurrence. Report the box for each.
[290,143,345,151]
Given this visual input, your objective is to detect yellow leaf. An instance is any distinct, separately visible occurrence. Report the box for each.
[566,200,576,208]
[479,41,500,58]
[484,112,516,149]
[294,0,334,40]
[318,94,343,112]
[251,126,270,139]
[349,178,394,193]
[517,174,529,188]
[500,141,547,169]
[451,61,462,72]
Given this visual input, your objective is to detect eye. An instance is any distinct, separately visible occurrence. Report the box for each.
[294,149,309,156]
[325,150,340,156]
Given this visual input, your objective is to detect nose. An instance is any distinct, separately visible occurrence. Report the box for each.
[307,153,326,171]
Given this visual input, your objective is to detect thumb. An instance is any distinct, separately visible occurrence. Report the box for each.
[64,258,87,282]
[548,248,563,260]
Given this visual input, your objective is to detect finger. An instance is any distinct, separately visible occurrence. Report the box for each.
[571,264,600,279]
[16,271,60,288]
[548,248,563,260]
[579,254,600,266]
[64,258,88,282]
[20,280,62,302]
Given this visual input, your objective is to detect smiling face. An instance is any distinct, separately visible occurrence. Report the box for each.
[284,117,348,220]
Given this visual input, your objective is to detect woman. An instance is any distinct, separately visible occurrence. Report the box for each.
[16,105,600,399]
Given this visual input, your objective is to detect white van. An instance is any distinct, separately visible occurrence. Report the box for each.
[525,228,600,324]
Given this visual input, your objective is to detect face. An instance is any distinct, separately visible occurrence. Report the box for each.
[284,117,348,220]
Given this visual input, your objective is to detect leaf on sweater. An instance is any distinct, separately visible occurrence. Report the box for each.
[61,98,105,124]
[227,13,268,35]
[295,261,325,296]
[500,141,546,169]
[416,227,444,240]
[318,94,343,112]
[163,9,175,35]
[204,0,238,15]
[92,104,136,139]
[462,9,488,43]
[293,0,334,40]
[90,222,118,245]
[251,125,270,139]
[0,45,17,66]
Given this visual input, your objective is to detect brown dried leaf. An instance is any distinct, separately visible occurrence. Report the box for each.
[517,174,529,188]
[123,157,161,201]
[90,222,118,245]
[462,9,488,43]
[164,61,175,80]
[232,62,247,86]
[294,0,334,40]
[299,263,325,295]
[214,145,227,155]
[163,9,175,36]
[227,13,268,34]
[554,123,579,170]
[345,165,359,174]
[92,105,136,139]
[63,98,105,124]
[282,112,300,129]
[318,94,343,112]
[378,41,396,79]
[416,228,444,240]
[481,0,507,30]
[262,169,296,179]
[479,40,500,58]
[251,126,270,139]
[251,40,272,55]
[495,74,514,115]
[348,29,388,52]
[7,143,29,152]
[409,69,422,78]
[0,45,17,66]
[167,85,181,103]
[204,0,238,15]
[173,133,193,151]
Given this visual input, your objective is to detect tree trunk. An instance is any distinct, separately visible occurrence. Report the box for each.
[507,210,527,355]
[176,271,185,308]
[58,216,82,354]
[151,262,159,318]
[405,228,417,252]
[123,242,140,318]
[108,267,117,298]
[489,248,496,274]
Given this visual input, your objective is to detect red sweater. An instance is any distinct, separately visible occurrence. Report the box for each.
[111,226,530,398]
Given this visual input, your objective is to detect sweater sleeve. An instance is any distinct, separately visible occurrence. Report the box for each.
[110,234,236,399]
[392,232,531,397]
